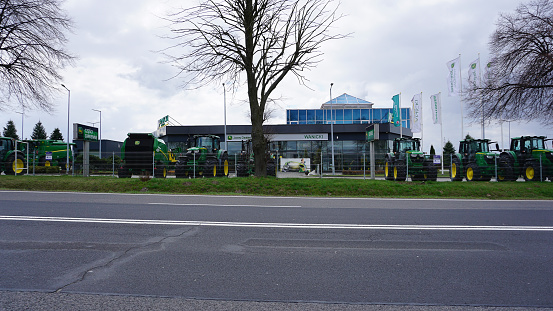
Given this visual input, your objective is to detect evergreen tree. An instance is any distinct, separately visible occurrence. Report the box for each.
[50,128,64,140]
[430,145,436,155]
[31,121,48,139]
[3,120,19,139]
[443,140,456,167]
[465,134,474,140]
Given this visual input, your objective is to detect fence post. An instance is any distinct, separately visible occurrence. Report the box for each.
[112,152,115,177]
[363,153,366,180]
[193,152,196,178]
[33,152,36,176]
[152,151,155,178]
[540,153,543,181]
[495,154,498,182]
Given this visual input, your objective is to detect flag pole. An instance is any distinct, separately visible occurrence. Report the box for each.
[420,92,423,152]
[478,53,484,139]
[400,92,402,138]
[439,92,444,174]
[459,53,464,140]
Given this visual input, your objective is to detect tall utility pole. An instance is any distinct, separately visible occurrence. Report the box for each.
[223,83,227,151]
[92,109,102,158]
[330,83,335,175]
[61,84,70,174]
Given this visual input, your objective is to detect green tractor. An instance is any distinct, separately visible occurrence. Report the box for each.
[384,137,437,181]
[497,136,553,182]
[118,133,177,178]
[0,137,27,175]
[175,135,229,178]
[26,139,75,169]
[236,139,277,177]
[450,138,498,182]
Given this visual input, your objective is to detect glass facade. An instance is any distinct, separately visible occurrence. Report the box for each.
[287,108,411,129]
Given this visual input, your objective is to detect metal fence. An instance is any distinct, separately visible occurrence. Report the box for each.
[6,150,552,182]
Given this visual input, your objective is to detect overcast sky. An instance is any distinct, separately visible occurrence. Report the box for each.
[2,0,549,152]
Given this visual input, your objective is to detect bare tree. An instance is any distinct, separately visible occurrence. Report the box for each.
[0,0,74,111]
[163,0,345,176]
[465,0,553,124]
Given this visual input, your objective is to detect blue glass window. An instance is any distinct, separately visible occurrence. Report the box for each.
[372,109,381,122]
[289,110,298,122]
[299,110,306,121]
[316,110,324,122]
[361,109,369,121]
[325,109,333,123]
[344,109,352,122]
[401,108,409,120]
[336,109,343,121]
[352,109,360,121]
[307,110,316,122]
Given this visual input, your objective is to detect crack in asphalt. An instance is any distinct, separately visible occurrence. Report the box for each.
[53,227,199,293]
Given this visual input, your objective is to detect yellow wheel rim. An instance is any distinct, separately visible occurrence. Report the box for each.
[526,166,535,180]
[45,161,51,167]
[213,165,217,176]
[394,166,398,179]
[163,168,167,178]
[385,162,389,177]
[224,160,229,176]
[467,167,473,180]
[13,159,24,174]
[452,163,457,178]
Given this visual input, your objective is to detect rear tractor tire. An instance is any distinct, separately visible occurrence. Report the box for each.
[450,157,463,181]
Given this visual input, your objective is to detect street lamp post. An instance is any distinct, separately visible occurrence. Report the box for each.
[223,83,227,151]
[61,84,70,174]
[15,111,24,139]
[330,83,335,175]
[92,109,102,158]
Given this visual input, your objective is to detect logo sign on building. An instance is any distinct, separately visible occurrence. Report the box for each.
[73,123,98,141]
[227,133,328,142]
[158,115,169,128]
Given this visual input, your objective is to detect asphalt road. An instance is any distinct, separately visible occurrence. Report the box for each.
[0,191,552,310]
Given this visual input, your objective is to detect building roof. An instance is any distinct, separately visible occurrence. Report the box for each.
[321,93,374,109]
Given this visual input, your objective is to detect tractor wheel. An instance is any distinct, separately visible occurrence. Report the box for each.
[497,161,514,182]
[523,161,540,181]
[204,159,217,178]
[465,163,479,182]
[39,156,51,167]
[266,161,277,177]
[450,157,463,181]
[175,165,189,178]
[217,154,229,177]
[411,174,424,181]
[5,153,25,175]
[424,162,438,181]
[385,158,394,180]
[394,162,406,181]
[117,164,132,178]
[236,163,248,177]
[154,163,167,178]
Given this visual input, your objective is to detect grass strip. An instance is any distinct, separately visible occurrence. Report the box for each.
[1,175,552,200]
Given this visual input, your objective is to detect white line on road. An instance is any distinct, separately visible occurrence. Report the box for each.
[148,203,302,208]
[2,215,553,231]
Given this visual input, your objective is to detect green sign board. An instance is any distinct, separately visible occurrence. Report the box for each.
[365,124,379,142]
[73,123,98,141]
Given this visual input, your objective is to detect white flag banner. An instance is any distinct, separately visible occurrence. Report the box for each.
[446,56,461,97]
[411,93,422,133]
[468,58,480,87]
[430,93,442,125]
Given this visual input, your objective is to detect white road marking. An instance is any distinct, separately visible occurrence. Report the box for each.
[1,215,553,231]
[148,203,302,208]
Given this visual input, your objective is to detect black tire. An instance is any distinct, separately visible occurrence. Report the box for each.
[450,157,463,181]
[394,162,406,181]
[267,161,276,177]
[465,163,479,182]
[523,161,540,181]
[38,156,49,167]
[236,163,248,177]
[204,158,217,178]
[497,161,514,182]
[5,153,25,175]
[154,163,167,178]
[425,162,438,181]
[385,158,394,180]
[117,164,132,178]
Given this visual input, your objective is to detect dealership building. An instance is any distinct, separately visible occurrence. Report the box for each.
[156,93,413,172]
